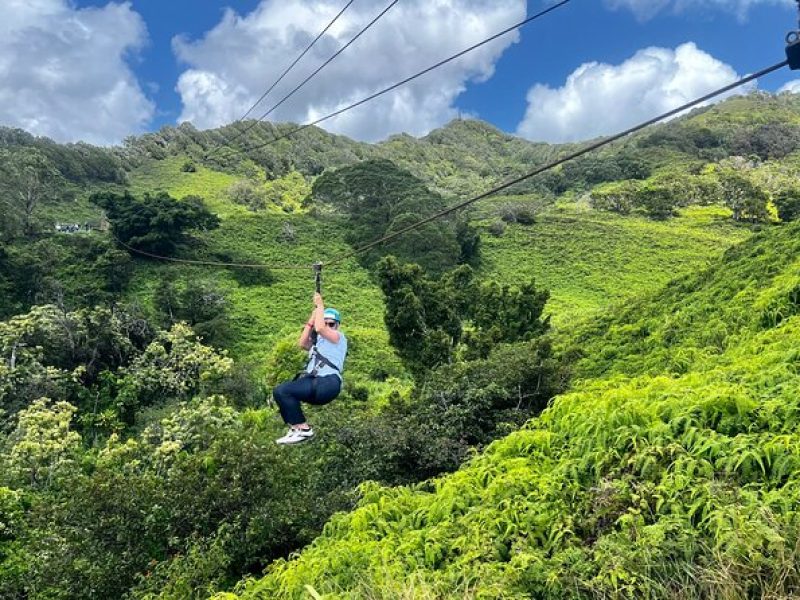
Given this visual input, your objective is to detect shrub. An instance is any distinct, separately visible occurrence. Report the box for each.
[488,220,506,237]
[499,203,536,225]
[226,179,265,212]
[774,187,800,222]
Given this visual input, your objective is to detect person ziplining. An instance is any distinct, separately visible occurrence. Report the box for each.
[273,291,348,445]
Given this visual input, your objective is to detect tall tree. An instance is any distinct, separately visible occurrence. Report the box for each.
[377,257,549,375]
[718,168,771,223]
[0,148,62,238]
[312,159,470,273]
[91,191,219,255]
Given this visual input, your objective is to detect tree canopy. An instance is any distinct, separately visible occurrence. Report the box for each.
[91,190,220,255]
[312,159,475,273]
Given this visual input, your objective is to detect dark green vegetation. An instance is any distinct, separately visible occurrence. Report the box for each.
[226,212,800,600]
[312,159,477,272]
[378,256,549,374]
[3,92,800,599]
[91,190,220,254]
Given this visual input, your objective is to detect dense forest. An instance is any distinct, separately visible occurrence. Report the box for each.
[2,92,800,598]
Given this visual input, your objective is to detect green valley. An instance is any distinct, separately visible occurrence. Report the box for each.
[3,92,800,599]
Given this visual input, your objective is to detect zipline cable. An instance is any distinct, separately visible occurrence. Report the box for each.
[210,0,399,157]
[112,234,313,270]
[206,0,357,158]
[216,0,572,159]
[115,60,788,272]
[323,59,789,267]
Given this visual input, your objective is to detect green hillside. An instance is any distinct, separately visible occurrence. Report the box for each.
[123,155,752,348]
[475,201,749,323]
[224,222,800,600]
[5,92,800,599]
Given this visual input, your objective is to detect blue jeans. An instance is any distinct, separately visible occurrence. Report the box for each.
[273,374,341,425]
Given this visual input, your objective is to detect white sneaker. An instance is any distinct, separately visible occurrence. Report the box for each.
[275,427,314,445]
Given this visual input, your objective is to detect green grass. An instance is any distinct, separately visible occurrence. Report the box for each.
[128,155,246,218]
[475,199,751,326]
[220,222,800,600]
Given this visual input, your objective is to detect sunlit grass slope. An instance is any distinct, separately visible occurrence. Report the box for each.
[221,222,800,599]
[476,200,751,325]
[569,219,800,381]
[121,157,752,377]
[124,157,395,394]
[128,155,247,218]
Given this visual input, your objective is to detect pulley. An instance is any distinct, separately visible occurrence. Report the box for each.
[788,0,800,70]
[313,262,322,294]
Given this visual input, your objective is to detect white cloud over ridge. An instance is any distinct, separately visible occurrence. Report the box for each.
[516,43,744,144]
[174,0,526,141]
[0,0,154,145]
[606,0,793,21]
[779,79,800,93]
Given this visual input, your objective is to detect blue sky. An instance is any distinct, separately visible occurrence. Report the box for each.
[1,0,798,145]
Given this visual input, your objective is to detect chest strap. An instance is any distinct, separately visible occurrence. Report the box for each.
[308,346,341,376]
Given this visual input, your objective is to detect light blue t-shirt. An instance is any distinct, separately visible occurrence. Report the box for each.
[306,331,347,379]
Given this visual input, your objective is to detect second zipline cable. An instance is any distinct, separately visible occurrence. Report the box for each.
[323,59,790,267]
[217,0,573,159]
[207,0,358,158]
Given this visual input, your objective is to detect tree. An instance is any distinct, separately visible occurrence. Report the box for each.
[312,159,466,273]
[114,323,233,419]
[0,148,62,238]
[632,174,689,220]
[4,398,81,489]
[590,180,639,215]
[717,168,771,223]
[774,187,800,222]
[91,191,220,255]
[227,179,266,212]
[729,123,800,160]
[153,279,231,346]
[377,257,550,375]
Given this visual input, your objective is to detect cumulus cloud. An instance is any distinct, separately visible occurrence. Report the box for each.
[516,43,744,143]
[173,0,526,141]
[779,79,800,93]
[0,0,154,145]
[606,0,793,21]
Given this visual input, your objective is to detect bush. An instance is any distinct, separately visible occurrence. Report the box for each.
[227,179,265,212]
[91,190,219,255]
[774,187,800,222]
[488,220,506,237]
[277,222,296,243]
[500,203,536,225]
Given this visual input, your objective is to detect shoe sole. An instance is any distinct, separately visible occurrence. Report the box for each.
[276,435,315,445]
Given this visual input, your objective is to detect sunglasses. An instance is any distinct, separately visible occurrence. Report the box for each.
[324,320,339,327]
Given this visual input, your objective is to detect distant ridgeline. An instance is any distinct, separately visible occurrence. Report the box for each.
[110,92,800,199]
[3,91,800,200]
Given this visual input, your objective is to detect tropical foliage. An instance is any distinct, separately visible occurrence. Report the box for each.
[4,92,800,600]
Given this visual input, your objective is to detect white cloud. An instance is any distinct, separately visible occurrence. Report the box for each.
[0,0,154,145]
[779,79,800,93]
[606,0,793,21]
[516,43,744,143]
[173,0,526,141]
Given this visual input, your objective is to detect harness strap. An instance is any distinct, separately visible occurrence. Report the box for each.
[308,346,341,376]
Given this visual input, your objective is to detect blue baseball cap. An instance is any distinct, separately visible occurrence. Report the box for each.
[323,308,341,323]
